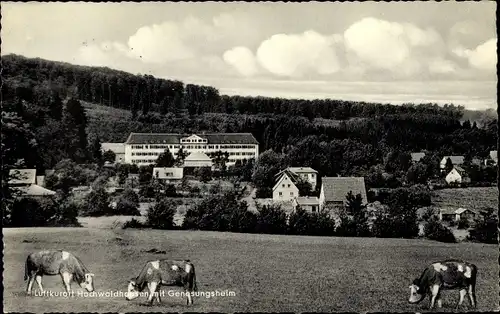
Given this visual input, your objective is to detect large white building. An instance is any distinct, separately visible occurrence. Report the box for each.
[124,133,259,167]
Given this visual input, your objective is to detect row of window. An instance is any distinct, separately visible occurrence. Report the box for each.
[130,144,256,150]
[181,139,207,143]
[278,192,295,197]
[132,151,255,157]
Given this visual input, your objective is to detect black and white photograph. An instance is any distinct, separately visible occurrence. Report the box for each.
[1,1,498,312]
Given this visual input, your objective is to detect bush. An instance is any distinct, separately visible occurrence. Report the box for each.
[122,218,146,229]
[114,188,141,216]
[255,187,272,198]
[7,197,80,227]
[194,167,212,183]
[287,207,336,236]
[424,218,457,243]
[81,187,111,216]
[468,208,498,244]
[164,184,178,197]
[457,217,470,229]
[146,199,178,229]
[254,204,288,234]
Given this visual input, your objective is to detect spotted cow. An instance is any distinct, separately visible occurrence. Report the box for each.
[25,250,95,295]
[125,259,197,305]
[409,259,478,310]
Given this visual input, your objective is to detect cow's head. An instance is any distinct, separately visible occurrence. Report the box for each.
[79,273,95,292]
[408,279,425,304]
[125,280,140,301]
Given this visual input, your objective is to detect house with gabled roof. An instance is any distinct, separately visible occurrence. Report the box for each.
[440,155,465,170]
[101,143,126,163]
[275,167,318,191]
[439,207,478,222]
[153,167,184,183]
[319,177,368,211]
[9,169,37,186]
[292,196,320,213]
[183,152,213,168]
[273,169,300,202]
[8,169,56,198]
[445,166,471,184]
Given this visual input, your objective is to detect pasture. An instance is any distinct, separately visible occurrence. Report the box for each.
[3,228,498,312]
[432,187,498,211]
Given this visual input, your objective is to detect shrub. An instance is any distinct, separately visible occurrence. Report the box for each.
[7,197,80,227]
[114,189,141,216]
[164,184,178,197]
[81,187,111,216]
[122,218,146,229]
[468,208,498,244]
[254,204,288,234]
[147,199,178,229]
[424,218,457,243]
[457,217,470,229]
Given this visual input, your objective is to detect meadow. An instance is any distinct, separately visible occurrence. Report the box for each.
[432,187,498,211]
[4,228,498,312]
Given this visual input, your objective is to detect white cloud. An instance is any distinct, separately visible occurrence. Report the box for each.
[223,46,258,77]
[255,30,341,77]
[428,59,457,74]
[468,38,497,71]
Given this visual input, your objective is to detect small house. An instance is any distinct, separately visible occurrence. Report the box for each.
[183,152,213,168]
[440,156,465,170]
[273,170,300,202]
[101,143,126,163]
[278,167,319,191]
[292,196,320,213]
[439,207,478,222]
[445,166,470,184]
[9,169,56,198]
[485,150,498,166]
[319,177,368,211]
[153,167,184,183]
[8,169,37,186]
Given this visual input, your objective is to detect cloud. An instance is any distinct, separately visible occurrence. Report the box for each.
[452,38,497,71]
[223,46,259,77]
[255,30,341,77]
[428,59,458,74]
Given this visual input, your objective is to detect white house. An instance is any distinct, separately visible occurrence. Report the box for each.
[445,166,471,184]
[440,155,465,170]
[273,170,300,202]
[123,133,259,167]
[439,207,478,222]
[292,196,320,213]
[319,177,368,211]
[183,152,213,168]
[276,167,318,191]
[101,143,126,163]
[153,167,184,183]
[485,150,498,166]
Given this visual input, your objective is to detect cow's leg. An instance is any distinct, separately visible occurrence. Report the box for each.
[26,275,35,295]
[186,289,193,306]
[456,289,467,310]
[429,284,440,309]
[147,281,158,305]
[61,272,73,295]
[155,287,161,304]
[468,284,477,308]
[35,274,44,293]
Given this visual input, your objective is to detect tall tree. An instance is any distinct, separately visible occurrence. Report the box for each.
[156,148,175,167]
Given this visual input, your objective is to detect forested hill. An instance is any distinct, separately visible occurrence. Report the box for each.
[1,54,497,175]
[3,53,490,121]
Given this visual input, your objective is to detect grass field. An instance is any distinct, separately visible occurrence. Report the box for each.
[432,187,498,211]
[4,228,498,312]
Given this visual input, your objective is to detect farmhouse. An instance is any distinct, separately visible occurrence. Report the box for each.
[485,150,498,166]
[439,207,478,222]
[124,133,259,167]
[292,196,320,213]
[153,167,184,183]
[273,170,300,202]
[8,169,56,198]
[411,152,426,163]
[319,177,368,211]
[440,155,465,170]
[445,166,471,184]
[101,143,126,163]
[276,167,318,191]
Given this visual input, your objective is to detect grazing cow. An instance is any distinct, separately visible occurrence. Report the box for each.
[125,259,197,305]
[408,259,478,310]
[25,250,95,295]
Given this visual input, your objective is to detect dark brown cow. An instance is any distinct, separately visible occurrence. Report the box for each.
[125,259,197,305]
[409,259,478,310]
[25,250,95,295]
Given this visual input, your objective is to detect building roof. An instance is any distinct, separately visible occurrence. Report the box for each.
[9,169,37,185]
[321,177,368,204]
[490,150,498,162]
[295,196,320,206]
[411,152,426,162]
[101,143,125,154]
[287,167,318,174]
[440,207,477,215]
[441,156,465,164]
[273,171,299,191]
[153,167,183,180]
[125,133,259,145]
[452,166,469,177]
[12,184,56,196]
[184,151,212,161]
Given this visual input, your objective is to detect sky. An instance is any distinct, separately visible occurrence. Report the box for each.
[1,2,497,110]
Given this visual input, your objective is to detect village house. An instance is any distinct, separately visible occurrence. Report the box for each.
[445,166,471,185]
[8,169,56,198]
[182,151,213,168]
[485,150,498,166]
[439,207,478,222]
[276,167,318,191]
[411,152,426,163]
[101,143,126,163]
[153,167,184,183]
[440,155,465,170]
[273,169,300,202]
[292,196,320,213]
[318,177,368,211]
